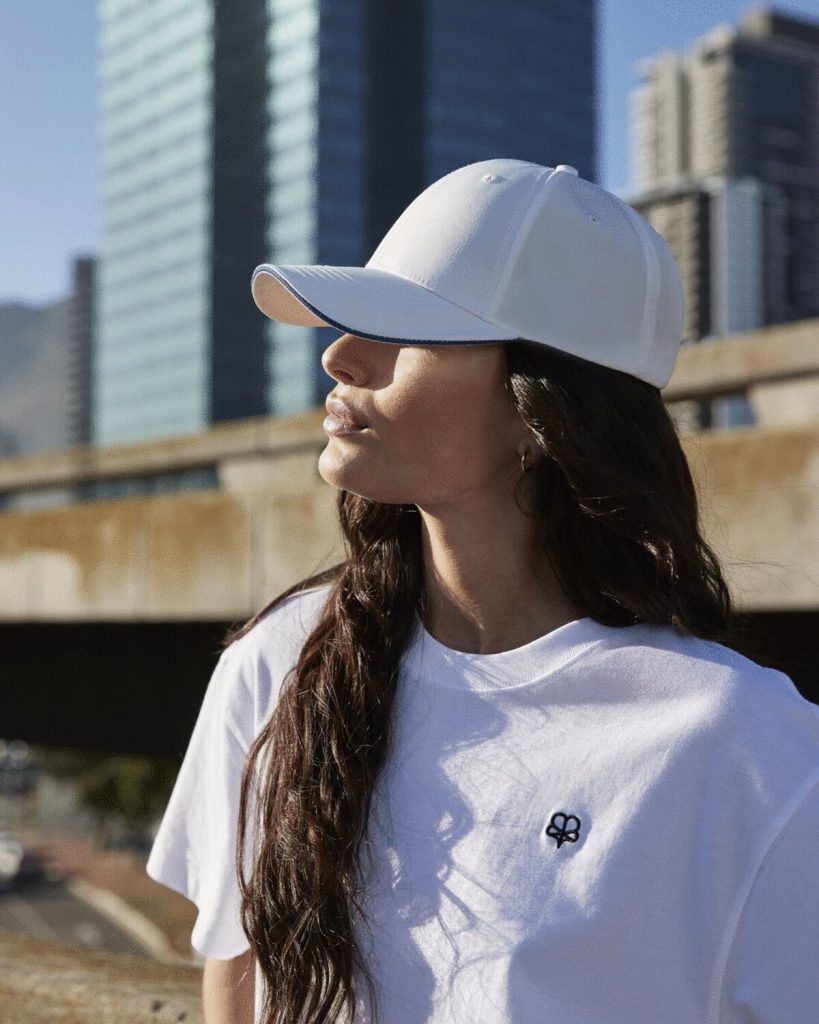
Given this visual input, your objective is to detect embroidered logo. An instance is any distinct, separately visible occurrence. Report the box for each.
[545,811,581,849]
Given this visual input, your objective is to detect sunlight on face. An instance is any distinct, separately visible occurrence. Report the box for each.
[318,333,529,509]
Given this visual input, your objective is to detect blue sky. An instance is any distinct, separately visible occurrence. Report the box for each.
[1,1,817,305]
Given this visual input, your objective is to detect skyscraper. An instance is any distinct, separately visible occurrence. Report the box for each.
[97,0,268,446]
[97,0,597,445]
[274,0,598,412]
[67,256,97,447]
[625,7,819,339]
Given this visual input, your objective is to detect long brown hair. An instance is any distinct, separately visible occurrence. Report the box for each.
[224,338,766,1024]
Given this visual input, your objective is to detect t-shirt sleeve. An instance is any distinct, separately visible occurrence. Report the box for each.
[718,767,819,1023]
[145,640,260,960]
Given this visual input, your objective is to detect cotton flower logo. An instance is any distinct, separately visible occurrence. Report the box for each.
[545,811,581,849]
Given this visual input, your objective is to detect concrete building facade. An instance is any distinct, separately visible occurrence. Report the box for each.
[624,8,819,340]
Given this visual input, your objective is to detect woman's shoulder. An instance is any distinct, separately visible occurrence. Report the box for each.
[216,582,334,734]
[614,619,804,696]
[227,583,332,674]
[614,619,819,771]
[244,581,334,648]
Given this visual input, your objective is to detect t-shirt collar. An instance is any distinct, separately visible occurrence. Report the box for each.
[402,612,620,692]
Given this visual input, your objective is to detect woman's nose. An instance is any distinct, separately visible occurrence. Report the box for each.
[321,333,377,380]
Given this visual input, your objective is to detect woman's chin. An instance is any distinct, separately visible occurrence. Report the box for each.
[318,447,366,483]
[318,453,411,505]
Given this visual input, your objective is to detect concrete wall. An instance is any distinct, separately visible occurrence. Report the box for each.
[1,415,817,619]
[1,319,818,620]
[0,445,343,620]
[683,423,819,609]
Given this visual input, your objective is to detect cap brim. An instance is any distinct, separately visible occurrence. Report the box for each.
[250,264,518,344]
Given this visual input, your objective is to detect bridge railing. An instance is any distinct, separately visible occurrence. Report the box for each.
[0,316,817,515]
[663,316,819,432]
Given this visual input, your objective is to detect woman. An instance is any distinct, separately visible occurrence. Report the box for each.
[146,160,819,1024]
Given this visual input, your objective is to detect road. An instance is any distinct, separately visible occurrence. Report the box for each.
[0,873,152,958]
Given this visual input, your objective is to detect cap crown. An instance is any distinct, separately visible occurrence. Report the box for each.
[367,158,685,388]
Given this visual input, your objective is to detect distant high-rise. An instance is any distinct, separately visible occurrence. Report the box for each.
[67,256,97,447]
[624,7,819,338]
[97,0,597,445]
[0,297,72,458]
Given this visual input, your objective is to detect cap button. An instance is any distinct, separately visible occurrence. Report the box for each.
[555,164,579,176]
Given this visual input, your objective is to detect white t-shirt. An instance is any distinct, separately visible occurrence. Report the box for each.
[146,583,819,1023]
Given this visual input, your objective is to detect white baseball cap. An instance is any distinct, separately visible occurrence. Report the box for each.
[251,158,686,388]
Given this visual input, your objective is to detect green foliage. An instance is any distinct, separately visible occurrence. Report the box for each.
[78,757,178,824]
[32,745,179,827]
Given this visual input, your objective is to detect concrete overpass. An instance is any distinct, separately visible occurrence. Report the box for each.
[1,317,818,621]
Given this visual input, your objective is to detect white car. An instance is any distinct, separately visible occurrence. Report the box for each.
[0,832,24,883]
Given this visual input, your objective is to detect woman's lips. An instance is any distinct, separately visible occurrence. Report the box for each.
[323,414,369,435]
[325,396,368,428]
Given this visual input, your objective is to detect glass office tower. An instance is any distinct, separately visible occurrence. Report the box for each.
[97,0,597,443]
[263,0,323,415]
[274,0,598,412]
[97,0,268,444]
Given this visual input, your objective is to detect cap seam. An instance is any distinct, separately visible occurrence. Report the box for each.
[485,166,561,320]
[619,202,660,365]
